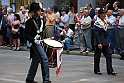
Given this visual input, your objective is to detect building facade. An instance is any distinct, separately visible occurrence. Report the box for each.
[41,0,124,13]
[1,0,124,13]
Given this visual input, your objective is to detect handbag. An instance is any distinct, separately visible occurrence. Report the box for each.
[11,27,19,34]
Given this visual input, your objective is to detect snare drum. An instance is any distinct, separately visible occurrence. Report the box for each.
[43,39,63,68]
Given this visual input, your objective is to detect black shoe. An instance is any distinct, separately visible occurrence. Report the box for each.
[94,72,102,75]
[108,72,117,75]
[43,81,51,83]
[26,80,38,83]
[120,57,124,60]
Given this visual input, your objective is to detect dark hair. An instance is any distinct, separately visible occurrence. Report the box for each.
[53,6,58,12]
[14,14,21,21]
[115,1,120,7]
[87,3,92,7]
[49,6,53,11]
[0,7,2,11]
[2,9,7,13]
[70,7,74,10]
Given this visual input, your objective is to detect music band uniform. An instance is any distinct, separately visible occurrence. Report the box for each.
[24,2,51,83]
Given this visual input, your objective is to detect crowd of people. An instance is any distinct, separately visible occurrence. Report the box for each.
[0,1,124,61]
[1,1,124,83]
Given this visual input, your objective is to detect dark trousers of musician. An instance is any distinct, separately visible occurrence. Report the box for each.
[26,43,50,82]
[94,45,114,74]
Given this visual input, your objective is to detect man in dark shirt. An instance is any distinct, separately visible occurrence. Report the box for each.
[113,1,120,53]
[113,1,120,17]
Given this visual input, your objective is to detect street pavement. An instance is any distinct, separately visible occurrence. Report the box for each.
[0,49,124,83]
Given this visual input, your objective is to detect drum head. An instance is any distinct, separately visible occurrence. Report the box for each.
[44,39,63,48]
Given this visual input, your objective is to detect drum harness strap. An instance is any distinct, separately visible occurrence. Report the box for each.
[33,19,56,65]
[29,19,44,62]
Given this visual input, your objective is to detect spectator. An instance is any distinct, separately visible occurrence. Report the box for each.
[118,9,124,53]
[24,5,29,16]
[86,3,95,19]
[18,6,24,14]
[80,10,92,53]
[45,7,56,38]
[53,6,60,24]
[53,6,60,39]
[68,7,75,32]
[120,50,124,60]
[113,1,120,18]
[20,9,27,46]
[106,10,116,54]
[0,7,3,45]
[5,8,14,47]
[2,8,9,45]
[75,7,85,52]
[93,8,100,21]
[113,1,120,53]
[11,14,21,51]
[58,24,74,53]
[58,8,69,29]
[86,3,95,51]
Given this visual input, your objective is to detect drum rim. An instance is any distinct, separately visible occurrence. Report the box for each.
[43,39,63,48]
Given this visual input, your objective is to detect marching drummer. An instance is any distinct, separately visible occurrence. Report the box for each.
[58,24,74,53]
[24,2,51,83]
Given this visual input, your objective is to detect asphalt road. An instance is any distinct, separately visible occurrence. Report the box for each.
[0,49,124,83]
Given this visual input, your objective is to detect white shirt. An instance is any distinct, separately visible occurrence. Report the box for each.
[20,13,28,28]
[60,28,74,38]
[118,15,124,29]
[68,11,75,24]
[55,12,60,22]
[106,15,116,29]
[80,16,91,29]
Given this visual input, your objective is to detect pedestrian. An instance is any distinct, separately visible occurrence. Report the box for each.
[24,2,51,83]
[68,7,75,33]
[58,8,69,29]
[45,7,56,38]
[4,8,14,47]
[106,10,116,54]
[93,8,117,75]
[58,24,74,53]
[75,7,85,51]
[11,14,21,51]
[113,1,120,53]
[86,3,95,51]
[118,9,124,56]
[80,10,92,53]
[2,8,9,46]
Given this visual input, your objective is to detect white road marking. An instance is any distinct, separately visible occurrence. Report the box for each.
[0,78,25,83]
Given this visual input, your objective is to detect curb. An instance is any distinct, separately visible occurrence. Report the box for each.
[0,46,121,59]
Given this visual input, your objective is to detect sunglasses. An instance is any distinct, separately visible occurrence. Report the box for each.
[80,12,83,13]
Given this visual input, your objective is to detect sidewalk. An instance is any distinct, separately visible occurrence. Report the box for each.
[0,44,121,59]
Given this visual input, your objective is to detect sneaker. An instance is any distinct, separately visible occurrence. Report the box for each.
[80,49,86,53]
[85,50,89,54]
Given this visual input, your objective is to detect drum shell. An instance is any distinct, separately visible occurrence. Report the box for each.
[43,43,57,68]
